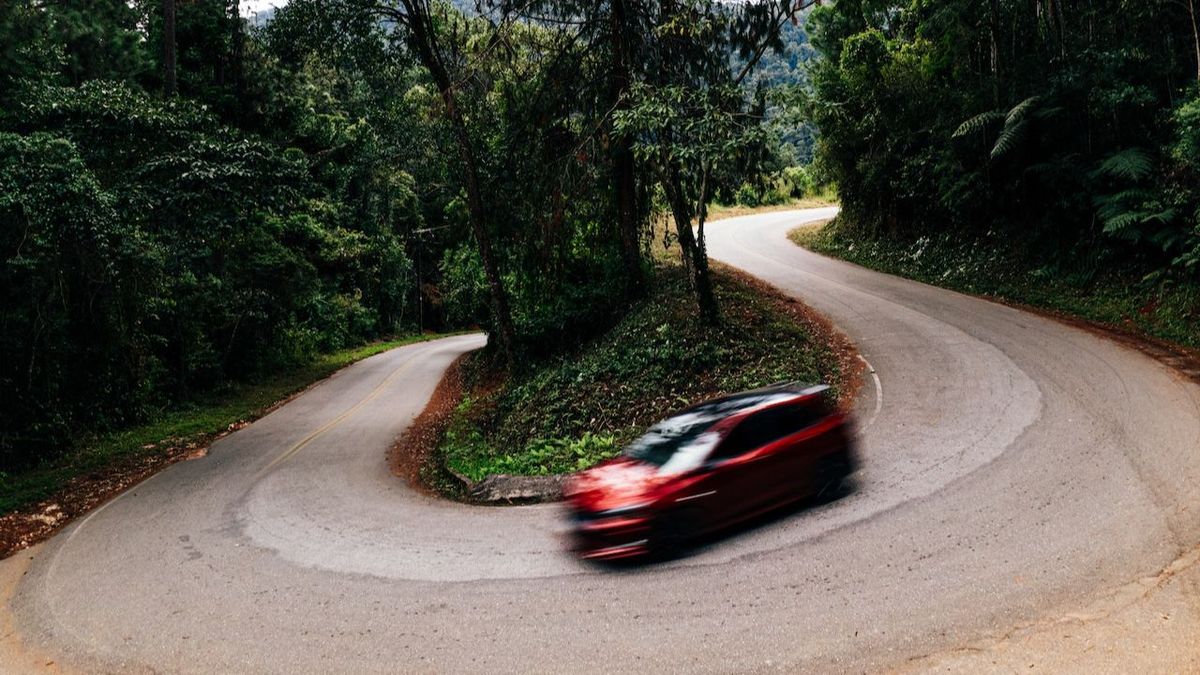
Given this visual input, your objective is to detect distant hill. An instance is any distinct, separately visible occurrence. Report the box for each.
[737,20,818,164]
[742,21,815,89]
[245,5,277,26]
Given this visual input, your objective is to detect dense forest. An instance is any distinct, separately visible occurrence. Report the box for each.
[806,0,1200,283]
[9,0,1194,482]
[0,1,814,474]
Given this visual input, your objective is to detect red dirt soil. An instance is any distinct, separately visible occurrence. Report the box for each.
[387,353,470,493]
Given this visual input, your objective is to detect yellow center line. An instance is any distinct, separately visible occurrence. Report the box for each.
[255,350,426,475]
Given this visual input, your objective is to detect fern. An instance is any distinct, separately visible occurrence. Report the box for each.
[990,120,1027,160]
[951,110,1002,138]
[955,97,1041,159]
[1143,208,1179,226]
[1149,227,1184,250]
[1094,187,1178,243]
[1090,147,1174,247]
[1032,105,1065,121]
[1098,188,1155,207]
[1091,147,1155,182]
[1099,211,1147,237]
[1004,96,1041,125]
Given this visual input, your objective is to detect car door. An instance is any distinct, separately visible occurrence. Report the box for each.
[769,399,829,496]
[702,406,796,519]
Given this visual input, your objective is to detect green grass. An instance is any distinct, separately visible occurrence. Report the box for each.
[706,194,839,223]
[0,332,462,514]
[440,265,843,482]
[791,220,1200,350]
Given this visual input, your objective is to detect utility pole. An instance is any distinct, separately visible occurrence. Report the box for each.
[415,229,423,333]
[411,223,455,334]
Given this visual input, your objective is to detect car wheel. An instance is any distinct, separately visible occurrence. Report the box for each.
[651,508,697,560]
[813,448,853,501]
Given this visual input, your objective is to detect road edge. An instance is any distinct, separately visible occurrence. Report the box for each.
[0,545,70,674]
[891,541,1200,673]
[788,221,1200,389]
[0,334,465,560]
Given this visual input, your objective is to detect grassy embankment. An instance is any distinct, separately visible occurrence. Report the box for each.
[0,333,458,515]
[791,219,1200,350]
[438,264,851,483]
[704,193,839,223]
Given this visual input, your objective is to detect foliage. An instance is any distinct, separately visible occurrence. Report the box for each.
[743,21,821,164]
[0,0,813,479]
[0,131,144,469]
[1,15,420,472]
[438,243,489,327]
[805,0,1200,289]
[730,164,835,207]
[1164,92,1200,274]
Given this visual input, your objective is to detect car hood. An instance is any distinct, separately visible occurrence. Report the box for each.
[565,457,663,513]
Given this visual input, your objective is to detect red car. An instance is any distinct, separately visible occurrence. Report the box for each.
[564,382,856,561]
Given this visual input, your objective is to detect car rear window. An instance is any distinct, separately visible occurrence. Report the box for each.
[712,402,825,460]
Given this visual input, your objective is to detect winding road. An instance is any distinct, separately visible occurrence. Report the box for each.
[5,208,1200,673]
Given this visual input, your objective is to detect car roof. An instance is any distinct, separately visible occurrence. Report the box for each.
[678,381,829,420]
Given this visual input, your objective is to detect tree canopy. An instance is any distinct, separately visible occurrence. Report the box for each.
[0,0,806,472]
[805,0,1200,279]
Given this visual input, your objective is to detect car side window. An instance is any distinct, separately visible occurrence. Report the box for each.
[710,403,819,463]
[790,402,823,431]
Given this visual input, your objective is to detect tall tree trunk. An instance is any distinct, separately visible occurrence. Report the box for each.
[988,0,1002,104]
[1189,0,1200,81]
[401,1,517,362]
[691,163,718,325]
[614,141,642,288]
[662,168,719,325]
[162,0,177,96]
[1047,0,1066,59]
[610,0,644,298]
[229,0,247,114]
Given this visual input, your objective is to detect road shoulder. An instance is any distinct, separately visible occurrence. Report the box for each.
[789,219,1200,389]
[894,542,1200,674]
[0,544,70,674]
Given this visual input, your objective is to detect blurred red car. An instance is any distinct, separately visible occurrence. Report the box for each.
[564,382,856,561]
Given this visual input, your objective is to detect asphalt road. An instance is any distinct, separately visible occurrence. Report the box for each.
[6,208,1200,673]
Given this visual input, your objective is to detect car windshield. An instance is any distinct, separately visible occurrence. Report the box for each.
[623,412,719,467]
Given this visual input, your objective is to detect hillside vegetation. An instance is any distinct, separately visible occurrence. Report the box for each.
[440,264,853,482]
[1,1,824,490]
[804,0,1200,312]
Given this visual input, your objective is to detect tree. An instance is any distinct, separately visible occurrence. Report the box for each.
[483,0,652,300]
[615,0,815,323]
[806,0,1200,279]
[397,1,518,360]
[610,0,646,297]
[162,0,176,95]
[293,0,519,361]
[1183,0,1200,81]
